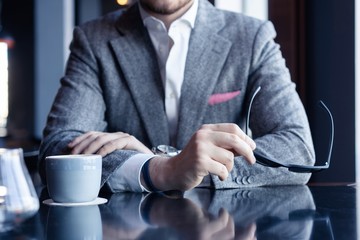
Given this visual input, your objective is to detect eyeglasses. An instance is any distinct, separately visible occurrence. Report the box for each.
[246,86,334,173]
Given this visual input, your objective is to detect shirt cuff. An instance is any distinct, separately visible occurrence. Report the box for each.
[107,153,155,192]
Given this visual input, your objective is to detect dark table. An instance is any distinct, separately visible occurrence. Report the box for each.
[0,183,356,239]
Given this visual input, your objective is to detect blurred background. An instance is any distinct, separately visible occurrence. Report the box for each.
[0,0,357,184]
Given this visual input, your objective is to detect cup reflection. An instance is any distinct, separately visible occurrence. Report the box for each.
[46,205,102,240]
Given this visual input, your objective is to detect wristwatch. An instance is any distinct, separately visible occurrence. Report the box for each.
[151,145,181,157]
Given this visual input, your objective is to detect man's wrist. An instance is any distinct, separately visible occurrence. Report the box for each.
[141,159,160,192]
[141,156,175,192]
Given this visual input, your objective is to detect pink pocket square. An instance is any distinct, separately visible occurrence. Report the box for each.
[208,90,241,106]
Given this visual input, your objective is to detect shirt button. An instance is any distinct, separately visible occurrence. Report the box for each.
[169,92,175,98]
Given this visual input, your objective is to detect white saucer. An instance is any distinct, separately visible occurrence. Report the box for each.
[42,197,107,206]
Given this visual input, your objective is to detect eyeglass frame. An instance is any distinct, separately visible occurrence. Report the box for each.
[246,86,334,173]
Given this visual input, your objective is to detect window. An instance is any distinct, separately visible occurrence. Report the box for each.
[356,0,360,183]
[0,42,8,137]
[215,0,268,20]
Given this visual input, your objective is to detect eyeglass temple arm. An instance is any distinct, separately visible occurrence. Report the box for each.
[318,100,334,167]
[245,86,261,135]
[245,88,334,168]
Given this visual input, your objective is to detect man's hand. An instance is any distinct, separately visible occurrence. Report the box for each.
[68,131,153,156]
[149,123,256,191]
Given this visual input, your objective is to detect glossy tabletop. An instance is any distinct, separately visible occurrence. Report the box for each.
[1,183,357,239]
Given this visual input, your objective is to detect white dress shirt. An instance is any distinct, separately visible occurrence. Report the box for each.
[108,0,198,192]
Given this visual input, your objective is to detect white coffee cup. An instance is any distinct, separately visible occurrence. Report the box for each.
[45,154,102,203]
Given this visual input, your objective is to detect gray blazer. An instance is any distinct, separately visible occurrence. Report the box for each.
[39,0,315,191]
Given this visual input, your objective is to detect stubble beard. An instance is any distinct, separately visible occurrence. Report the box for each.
[139,0,193,15]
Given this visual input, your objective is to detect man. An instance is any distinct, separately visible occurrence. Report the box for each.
[39,0,315,192]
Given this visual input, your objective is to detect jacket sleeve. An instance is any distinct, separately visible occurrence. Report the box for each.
[38,26,138,190]
[211,21,315,188]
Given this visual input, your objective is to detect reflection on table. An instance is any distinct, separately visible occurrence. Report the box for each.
[0,184,356,239]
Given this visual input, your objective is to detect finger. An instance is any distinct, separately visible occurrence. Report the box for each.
[71,132,106,154]
[205,156,229,181]
[68,131,95,148]
[236,223,257,240]
[211,123,256,150]
[208,145,234,172]
[97,135,152,156]
[125,135,153,154]
[208,131,256,164]
[96,139,122,157]
[211,209,235,240]
[226,137,256,165]
[81,133,121,154]
[201,123,256,150]
[224,210,235,240]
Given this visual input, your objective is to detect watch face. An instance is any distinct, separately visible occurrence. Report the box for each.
[153,145,180,157]
[157,145,178,154]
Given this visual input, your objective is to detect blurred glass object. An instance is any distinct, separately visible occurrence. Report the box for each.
[0,148,39,232]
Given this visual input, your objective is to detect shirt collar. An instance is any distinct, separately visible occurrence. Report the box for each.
[139,0,198,29]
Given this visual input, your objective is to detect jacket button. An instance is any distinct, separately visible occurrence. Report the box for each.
[241,177,248,185]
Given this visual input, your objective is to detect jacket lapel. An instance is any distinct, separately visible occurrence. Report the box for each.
[176,1,232,148]
[110,5,170,146]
